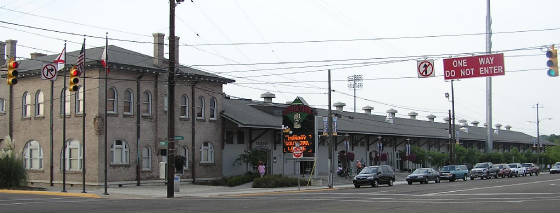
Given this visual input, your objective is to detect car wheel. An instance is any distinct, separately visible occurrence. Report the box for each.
[463,175,467,181]
[371,180,378,188]
[388,179,394,186]
[536,172,539,176]
[480,177,484,180]
[470,177,475,180]
[529,173,533,176]
[436,177,440,183]
[354,184,360,188]
[408,181,412,185]
[424,178,429,184]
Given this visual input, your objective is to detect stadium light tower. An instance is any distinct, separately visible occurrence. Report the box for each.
[347,74,363,113]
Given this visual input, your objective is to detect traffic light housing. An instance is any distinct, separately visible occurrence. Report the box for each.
[6,57,18,85]
[69,66,80,92]
[546,46,558,77]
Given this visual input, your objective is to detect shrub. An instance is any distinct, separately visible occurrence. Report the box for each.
[0,136,27,188]
[201,172,258,187]
[252,175,302,188]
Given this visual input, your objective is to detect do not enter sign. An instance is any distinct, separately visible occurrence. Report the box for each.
[443,53,505,80]
[293,146,303,159]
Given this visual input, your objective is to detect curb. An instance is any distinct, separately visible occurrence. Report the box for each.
[0,189,102,199]
[223,187,338,197]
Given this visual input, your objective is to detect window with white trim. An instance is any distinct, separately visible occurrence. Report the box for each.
[111,140,129,164]
[0,98,5,113]
[22,91,31,118]
[142,146,152,170]
[35,90,44,116]
[209,97,217,119]
[107,88,117,113]
[200,142,214,163]
[182,146,189,169]
[124,89,133,115]
[23,141,43,170]
[75,87,84,114]
[180,95,188,118]
[59,89,70,115]
[64,140,82,171]
[196,96,205,119]
[142,91,152,116]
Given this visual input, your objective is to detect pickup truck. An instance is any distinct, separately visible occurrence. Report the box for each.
[470,162,499,180]
[522,163,539,176]
[508,163,527,177]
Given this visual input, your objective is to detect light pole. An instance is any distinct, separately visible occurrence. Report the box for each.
[347,75,363,113]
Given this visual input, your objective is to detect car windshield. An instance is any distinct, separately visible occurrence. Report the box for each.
[553,165,560,169]
[522,163,531,167]
[412,169,428,174]
[441,166,455,171]
[509,164,518,168]
[359,167,378,174]
[475,163,488,168]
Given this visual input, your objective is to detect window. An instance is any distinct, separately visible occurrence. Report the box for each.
[59,89,70,115]
[180,95,188,118]
[225,131,233,144]
[182,146,189,169]
[196,96,205,119]
[237,131,245,144]
[142,91,152,116]
[75,87,84,114]
[111,140,129,164]
[64,140,82,171]
[22,91,31,117]
[142,147,152,170]
[0,98,5,113]
[200,142,214,163]
[35,90,44,116]
[124,89,133,115]
[23,141,43,170]
[163,95,168,112]
[107,88,117,113]
[209,97,217,119]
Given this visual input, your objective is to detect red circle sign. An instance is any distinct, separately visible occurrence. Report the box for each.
[293,147,303,158]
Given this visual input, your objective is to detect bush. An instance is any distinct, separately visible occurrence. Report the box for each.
[252,175,302,188]
[202,172,258,187]
[0,155,27,188]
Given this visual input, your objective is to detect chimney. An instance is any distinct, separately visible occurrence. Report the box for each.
[408,111,418,119]
[494,123,502,134]
[484,123,488,128]
[153,33,165,67]
[362,106,373,115]
[505,125,512,130]
[495,123,502,130]
[30,52,47,59]
[0,41,5,65]
[260,92,275,103]
[459,119,468,126]
[426,114,436,122]
[386,108,397,123]
[5,40,17,60]
[471,121,479,127]
[334,102,346,111]
[169,36,179,65]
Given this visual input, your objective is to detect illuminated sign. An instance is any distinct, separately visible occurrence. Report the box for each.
[282,97,315,155]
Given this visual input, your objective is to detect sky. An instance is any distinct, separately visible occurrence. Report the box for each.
[1,0,559,137]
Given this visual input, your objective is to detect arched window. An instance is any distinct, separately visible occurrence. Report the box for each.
[196,96,205,119]
[142,146,152,170]
[200,142,214,163]
[59,89,70,115]
[124,89,133,115]
[142,91,152,116]
[107,88,117,113]
[23,141,43,170]
[64,140,82,171]
[22,91,31,117]
[182,146,189,169]
[0,98,5,113]
[209,97,217,120]
[35,90,44,116]
[180,95,188,118]
[111,140,129,164]
[75,87,84,114]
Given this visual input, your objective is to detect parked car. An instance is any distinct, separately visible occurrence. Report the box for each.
[406,168,440,185]
[522,163,539,176]
[439,165,469,181]
[496,164,512,178]
[470,162,499,180]
[551,165,560,174]
[555,162,560,167]
[508,163,527,177]
[353,165,395,188]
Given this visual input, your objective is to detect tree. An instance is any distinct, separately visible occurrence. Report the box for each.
[234,149,268,170]
[428,151,448,168]
[411,146,427,165]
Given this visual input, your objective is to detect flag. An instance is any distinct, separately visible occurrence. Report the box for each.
[53,47,65,71]
[100,46,108,73]
[76,41,85,75]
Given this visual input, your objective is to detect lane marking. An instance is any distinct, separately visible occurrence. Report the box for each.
[423,178,560,196]
[0,190,101,198]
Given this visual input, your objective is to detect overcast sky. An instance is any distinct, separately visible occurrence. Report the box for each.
[1,0,559,137]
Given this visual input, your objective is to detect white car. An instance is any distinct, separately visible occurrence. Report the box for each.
[508,163,527,177]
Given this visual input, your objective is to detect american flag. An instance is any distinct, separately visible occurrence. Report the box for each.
[76,40,85,75]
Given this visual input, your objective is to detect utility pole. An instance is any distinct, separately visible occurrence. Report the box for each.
[167,0,180,198]
[327,69,334,188]
[485,0,494,153]
[450,80,456,164]
[347,75,363,113]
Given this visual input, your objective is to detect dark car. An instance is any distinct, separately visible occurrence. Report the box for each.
[470,162,499,180]
[406,168,440,185]
[522,163,539,176]
[439,165,469,181]
[353,165,395,188]
[496,164,512,178]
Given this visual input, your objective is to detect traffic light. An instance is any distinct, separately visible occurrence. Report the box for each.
[546,46,558,77]
[6,57,18,85]
[69,66,80,92]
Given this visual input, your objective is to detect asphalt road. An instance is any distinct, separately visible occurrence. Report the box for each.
[2,174,560,213]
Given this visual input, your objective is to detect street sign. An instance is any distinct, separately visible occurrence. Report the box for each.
[443,53,505,80]
[417,59,435,78]
[41,64,57,81]
[174,136,184,140]
[293,146,303,158]
[160,141,168,147]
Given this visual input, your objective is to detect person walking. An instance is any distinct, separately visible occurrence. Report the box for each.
[356,160,363,174]
[258,161,266,178]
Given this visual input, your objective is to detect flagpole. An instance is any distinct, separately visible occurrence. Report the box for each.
[103,33,109,195]
[82,37,87,193]
[62,41,67,193]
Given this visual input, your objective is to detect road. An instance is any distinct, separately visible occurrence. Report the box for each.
[1,174,559,212]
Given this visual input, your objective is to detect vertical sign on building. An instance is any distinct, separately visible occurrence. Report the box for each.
[283,97,316,156]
